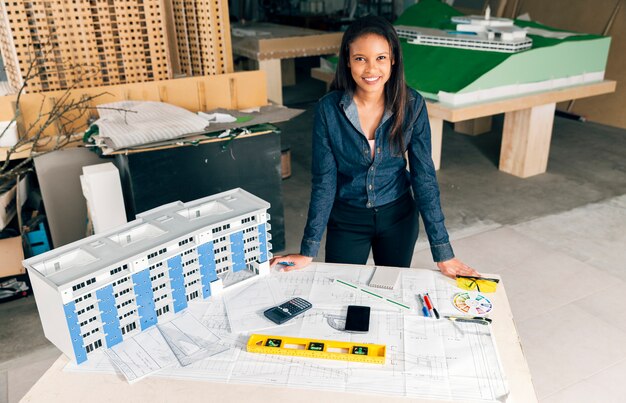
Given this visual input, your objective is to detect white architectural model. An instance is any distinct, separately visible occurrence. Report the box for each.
[396,7,532,53]
[23,188,272,364]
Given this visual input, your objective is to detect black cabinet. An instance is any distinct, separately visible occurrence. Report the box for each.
[113,132,285,251]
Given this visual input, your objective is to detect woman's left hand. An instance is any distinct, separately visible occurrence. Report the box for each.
[437,258,480,279]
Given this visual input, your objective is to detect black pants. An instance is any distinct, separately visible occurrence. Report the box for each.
[325,192,419,268]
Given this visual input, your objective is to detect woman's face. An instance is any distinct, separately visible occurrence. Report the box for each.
[348,33,394,96]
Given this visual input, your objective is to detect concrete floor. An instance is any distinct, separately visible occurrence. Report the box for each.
[1,74,625,402]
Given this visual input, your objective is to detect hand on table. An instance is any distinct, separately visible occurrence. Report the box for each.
[437,258,480,279]
[269,254,313,272]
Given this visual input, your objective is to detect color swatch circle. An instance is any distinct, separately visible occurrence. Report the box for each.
[452,292,492,315]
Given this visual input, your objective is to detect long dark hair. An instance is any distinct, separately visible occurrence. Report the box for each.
[331,16,408,154]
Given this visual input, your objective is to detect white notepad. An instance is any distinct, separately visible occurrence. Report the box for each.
[368,266,401,290]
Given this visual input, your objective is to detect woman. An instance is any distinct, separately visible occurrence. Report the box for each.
[271,16,478,279]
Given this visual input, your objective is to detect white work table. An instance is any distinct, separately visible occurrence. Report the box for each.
[21,263,537,402]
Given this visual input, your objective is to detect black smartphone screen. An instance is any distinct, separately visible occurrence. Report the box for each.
[345,305,370,333]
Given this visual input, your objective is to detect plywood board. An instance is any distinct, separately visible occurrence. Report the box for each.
[0,236,25,277]
[0,71,267,139]
[231,22,342,61]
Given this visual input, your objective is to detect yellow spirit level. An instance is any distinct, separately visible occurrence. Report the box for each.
[246,334,386,364]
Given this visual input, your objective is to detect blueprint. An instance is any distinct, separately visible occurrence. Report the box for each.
[65,264,509,401]
[104,326,178,383]
[222,276,286,334]
[158,312,229,366]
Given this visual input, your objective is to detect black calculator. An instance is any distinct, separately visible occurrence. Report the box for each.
[263,297,312,324]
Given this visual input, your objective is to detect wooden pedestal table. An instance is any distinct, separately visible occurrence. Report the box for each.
[427,80,616,177]
[232,23,342,105]
[312,67,616,178]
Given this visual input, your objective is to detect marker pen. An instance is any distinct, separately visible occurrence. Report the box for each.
[424,293,440,319]
[417,294,430,317]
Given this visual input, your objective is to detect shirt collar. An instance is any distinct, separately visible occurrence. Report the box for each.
[339,92,393,130]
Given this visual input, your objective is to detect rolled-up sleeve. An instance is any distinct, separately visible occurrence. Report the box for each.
[300,102,338,257]
[407,98,455,262]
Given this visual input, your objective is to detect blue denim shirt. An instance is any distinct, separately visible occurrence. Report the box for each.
[300,88,455,263]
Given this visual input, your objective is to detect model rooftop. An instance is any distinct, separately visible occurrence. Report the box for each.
[23,188,270,288]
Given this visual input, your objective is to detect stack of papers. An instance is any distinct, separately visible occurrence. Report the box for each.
[104,312,228,383]
[86,101,303,155]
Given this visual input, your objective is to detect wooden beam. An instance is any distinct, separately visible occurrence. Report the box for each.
[427,80,616,122]
[429,117,444,170]
[454,116,493,135]
[500,103,556,178]
[258,59,283,105]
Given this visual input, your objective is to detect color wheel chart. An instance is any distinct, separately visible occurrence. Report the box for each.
[452,292,493,315]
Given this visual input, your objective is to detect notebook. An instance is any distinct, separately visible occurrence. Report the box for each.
[368,266,401,290]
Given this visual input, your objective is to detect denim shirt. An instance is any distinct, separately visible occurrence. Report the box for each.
[300,88,455,263]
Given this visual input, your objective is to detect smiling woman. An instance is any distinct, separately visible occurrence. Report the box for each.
[347,33,392,144]
[270,16,479,280]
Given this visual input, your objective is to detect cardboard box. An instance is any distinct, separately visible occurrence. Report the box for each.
[0,176,28,230]
[0,236,25,278]
[0,182,17,230]
[0,120,18,147]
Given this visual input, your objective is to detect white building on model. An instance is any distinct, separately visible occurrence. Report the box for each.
[23,188,272,364]
[396,6,532,53]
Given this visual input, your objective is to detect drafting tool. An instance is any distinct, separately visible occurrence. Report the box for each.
[453,292,493,315]
[334,279,411,311]
[445,316,492,326]
[247,334,386,364]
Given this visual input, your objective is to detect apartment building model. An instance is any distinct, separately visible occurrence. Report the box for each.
[396,6,532,53]
[0,0,231,93]
[23,188,272,364]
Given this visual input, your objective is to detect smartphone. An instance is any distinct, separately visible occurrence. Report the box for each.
[344,305,370,333]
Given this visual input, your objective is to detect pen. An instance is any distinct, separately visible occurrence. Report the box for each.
[425,293,440,319]
[423,293,439,319]
[278,261,295,266]
[445,315,492,325]
[417,294,430,317]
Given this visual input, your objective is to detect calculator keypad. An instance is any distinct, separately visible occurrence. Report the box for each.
[281,298,312,316]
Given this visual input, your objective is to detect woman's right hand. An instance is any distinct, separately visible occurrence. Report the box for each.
[269,254,313,271]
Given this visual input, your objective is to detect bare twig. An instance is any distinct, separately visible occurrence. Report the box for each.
[1,40,129,184]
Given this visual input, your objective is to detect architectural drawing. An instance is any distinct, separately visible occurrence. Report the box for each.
[23,188,272,364]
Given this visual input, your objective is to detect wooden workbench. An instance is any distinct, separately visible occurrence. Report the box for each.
[312,67,616,178]
[232,23,342,105]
